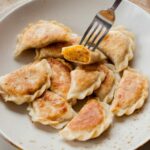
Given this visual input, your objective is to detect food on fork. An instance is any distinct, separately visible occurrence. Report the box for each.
[98,26,135,72]
[62,45,106,65]
[111,68,148,116]
[28,91,76,129]
[47,57,72,99]
[60,99,113,141]
[95,64,120,103]
[0,59,51,105]
[14,20,76,57]
[35,34,80,60]
[67,66,105,100]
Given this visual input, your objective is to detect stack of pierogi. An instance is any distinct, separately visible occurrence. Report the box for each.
[0,20,148,141]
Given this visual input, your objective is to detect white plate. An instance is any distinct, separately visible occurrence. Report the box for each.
[0,0,150,150]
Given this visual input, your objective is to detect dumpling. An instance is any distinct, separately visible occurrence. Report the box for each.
[79,63,120,103]
[35,34,80,60]
[28,91,76,129]
[95,64,120,103]
[0,59,51,105]
[67,67,105,100]
[47,58,72,99]
[35,42,70,60]
[62,45,106,65]
[98,26,135,72]
[60,99,113,141]
[111,68,148,116]
[14,20,74,57]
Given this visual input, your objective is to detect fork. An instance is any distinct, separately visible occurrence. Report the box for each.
[80,0,123,51]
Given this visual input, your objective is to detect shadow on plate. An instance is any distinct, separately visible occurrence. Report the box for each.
[0,99,27,115]
[14,49,35,65]
[33,122,58,134]
[73,95,96,112]
[73,98,88,112]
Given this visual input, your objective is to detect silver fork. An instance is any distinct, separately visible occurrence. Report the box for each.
[80,0,123,51]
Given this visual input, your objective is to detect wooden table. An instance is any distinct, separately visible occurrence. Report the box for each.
[130,0,150,13]
[0,0,149,14]
[0,0,149,150]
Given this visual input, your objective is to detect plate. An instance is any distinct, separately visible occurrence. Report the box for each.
[0,0,150,150]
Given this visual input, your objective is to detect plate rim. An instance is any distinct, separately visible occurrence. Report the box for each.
[0,0,149,149]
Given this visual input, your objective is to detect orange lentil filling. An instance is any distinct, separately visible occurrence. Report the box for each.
[62,45,90,63]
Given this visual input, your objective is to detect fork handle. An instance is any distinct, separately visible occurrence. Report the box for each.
[111,0,122,11]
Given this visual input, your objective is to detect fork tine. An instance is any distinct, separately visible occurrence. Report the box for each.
[88,23,104,49]
[84,23,99,46]
[80,19,95,45]
[92,29,108,51]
